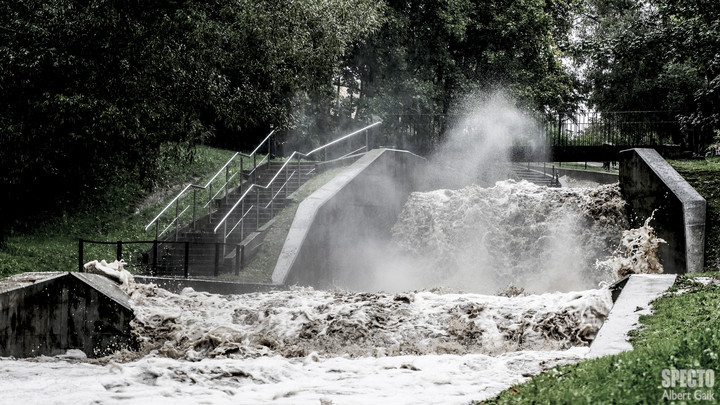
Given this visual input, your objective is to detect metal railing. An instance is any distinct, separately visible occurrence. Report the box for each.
[214,121,382,243]
[144,129,276,241]
[383,111,686,153]
[79,238,246,278]
[549,111,682,147]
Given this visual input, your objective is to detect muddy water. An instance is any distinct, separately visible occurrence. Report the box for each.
[122,284,612,362]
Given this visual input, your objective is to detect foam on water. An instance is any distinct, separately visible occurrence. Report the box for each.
[120,284,612,362]
[0,280,612,405]
[392,180,629,293]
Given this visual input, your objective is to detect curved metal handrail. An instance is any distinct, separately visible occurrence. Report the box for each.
[213,121,382,240]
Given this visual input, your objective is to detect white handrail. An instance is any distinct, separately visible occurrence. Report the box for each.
[145,128,276,236]
[213,121,381,236]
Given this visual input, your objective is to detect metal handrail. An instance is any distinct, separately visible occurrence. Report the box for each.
[144,129,276,239]
[265,171,297,210]
[213,121,381,241]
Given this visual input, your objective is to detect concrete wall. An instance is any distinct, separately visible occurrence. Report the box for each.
[619,148,706,273]
[0,272,136,358]
[273,148,426,288]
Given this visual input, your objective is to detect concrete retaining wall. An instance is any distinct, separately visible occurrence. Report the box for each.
[272,148,426,288]
[619,148,706,273]
[0,272,136,358]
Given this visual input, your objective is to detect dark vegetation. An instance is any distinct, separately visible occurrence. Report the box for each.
[0,146,239,277]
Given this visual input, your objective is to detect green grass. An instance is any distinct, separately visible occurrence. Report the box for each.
[479,274,720,404]
[0,145,256,277]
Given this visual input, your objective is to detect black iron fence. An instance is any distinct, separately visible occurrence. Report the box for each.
[382,111,690,154]
[550,111,684,148]
[78,239,245,279]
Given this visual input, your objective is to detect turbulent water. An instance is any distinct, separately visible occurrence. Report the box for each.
[2,179,662,404]
[1,282,612,405]
[392,180,629,293]
[122,284,612,361]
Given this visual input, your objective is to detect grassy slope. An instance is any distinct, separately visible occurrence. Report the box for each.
[479,157,720,404]
[0,146,242,277]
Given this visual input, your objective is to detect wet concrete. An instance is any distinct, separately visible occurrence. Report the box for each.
[620,148,706,273]
[589,274,677,358]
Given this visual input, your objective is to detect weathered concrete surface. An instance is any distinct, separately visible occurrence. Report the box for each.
[589,274,676,358]
[620,148,706,273]
[273,148,426,288]
[0,272,136,358]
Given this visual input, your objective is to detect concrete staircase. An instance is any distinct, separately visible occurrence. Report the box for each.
[150,160,318,277]
[512,165,560,187]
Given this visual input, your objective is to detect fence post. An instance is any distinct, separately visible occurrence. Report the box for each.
[116,241,122,262]
[152,240,158,275]
[235,245,242,276]
[184,241,189,279]
[78,238,84,272]
[241,200,245,241]
[255,189,260,230]
[214,243,221,277]
[174,199,179,242]
[296,155,301,191]
[192,189,197,230]
[225,165,230,203]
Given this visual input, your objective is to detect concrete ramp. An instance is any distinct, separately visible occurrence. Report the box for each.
[0,272,136,358]
[589,274,676,358]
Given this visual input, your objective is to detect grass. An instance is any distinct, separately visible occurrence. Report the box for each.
[0,145,256,277]
[478,275,720,404]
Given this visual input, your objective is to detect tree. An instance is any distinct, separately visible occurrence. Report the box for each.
[343,0,581,152]
[0,0,383,232]
[572,0,720,150]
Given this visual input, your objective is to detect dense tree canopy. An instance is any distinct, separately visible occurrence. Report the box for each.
[572,0,720,150]
[343,0,581,151]
[5,0,717,233]
[0,0,382,227]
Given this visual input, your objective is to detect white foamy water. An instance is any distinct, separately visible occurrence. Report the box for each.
[1,283,611,405]
[392,180,629,293]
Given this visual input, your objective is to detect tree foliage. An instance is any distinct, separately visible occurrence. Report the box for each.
[343,0,581,151]
[572,0,720,150]
[0,0,382,228]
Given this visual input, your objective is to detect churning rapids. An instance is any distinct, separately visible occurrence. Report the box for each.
[1,180,665,404]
